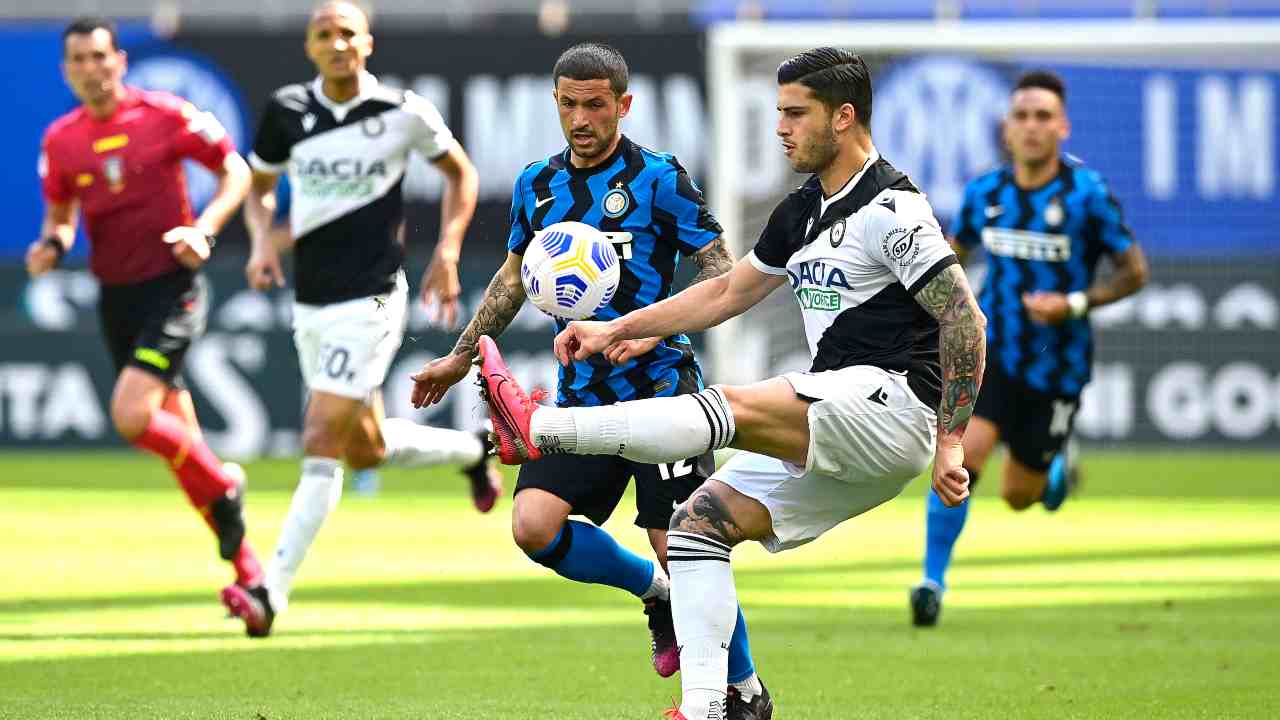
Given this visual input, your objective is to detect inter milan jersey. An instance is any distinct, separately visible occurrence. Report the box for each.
[507,136,721,408]
[953,156,1134,396]
[250,72,455,305]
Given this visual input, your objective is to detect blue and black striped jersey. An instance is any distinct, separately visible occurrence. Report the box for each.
[953,156,1134,396]
[508,136,722,408]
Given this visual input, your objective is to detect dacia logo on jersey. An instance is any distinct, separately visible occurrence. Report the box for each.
[294,157,388,198]
[788,260,852,290]
[295,158,388,179]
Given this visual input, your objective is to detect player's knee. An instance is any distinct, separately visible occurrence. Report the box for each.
[301,422,346,458]
[344,435,386,470]
[1001,485,1038,511]
[511,510,562,557]
[110,398,152,440]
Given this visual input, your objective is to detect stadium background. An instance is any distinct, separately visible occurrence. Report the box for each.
[1,3,1277,456]
[2,4,1278,719]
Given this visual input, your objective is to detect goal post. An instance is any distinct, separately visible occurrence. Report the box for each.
[704,19,1280,450]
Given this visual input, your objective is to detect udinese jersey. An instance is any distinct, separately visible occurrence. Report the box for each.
[748,150,957,410]
[953,156,1134,396]
[508,136,721,408]
[39,87,234,286]
[249,72,455,305]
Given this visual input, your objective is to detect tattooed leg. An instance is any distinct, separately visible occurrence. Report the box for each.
[666,479,769,720]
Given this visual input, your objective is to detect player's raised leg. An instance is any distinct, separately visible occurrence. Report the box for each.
[478,334,811,468]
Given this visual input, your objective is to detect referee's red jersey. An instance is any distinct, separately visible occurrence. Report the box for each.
[38,86,235,286]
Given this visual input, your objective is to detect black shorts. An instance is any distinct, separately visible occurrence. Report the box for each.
[975,361,1080,472]
[98,270,208,387]
[515,365,714,529]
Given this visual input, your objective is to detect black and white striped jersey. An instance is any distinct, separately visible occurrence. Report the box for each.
[748,150,958,409]
[249,72,455,304]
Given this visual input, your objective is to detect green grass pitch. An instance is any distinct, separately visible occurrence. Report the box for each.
[2,450,1278,719]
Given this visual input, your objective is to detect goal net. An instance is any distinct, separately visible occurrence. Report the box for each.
[705,20,1280,446]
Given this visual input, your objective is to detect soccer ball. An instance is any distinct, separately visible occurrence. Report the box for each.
[521,221,621,320]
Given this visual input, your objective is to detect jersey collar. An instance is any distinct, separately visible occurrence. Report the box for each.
[310,71,378,123]
[559,134,631,176]
[819,145,880,215]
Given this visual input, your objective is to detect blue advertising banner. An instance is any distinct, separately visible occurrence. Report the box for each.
[871,56,1278,256]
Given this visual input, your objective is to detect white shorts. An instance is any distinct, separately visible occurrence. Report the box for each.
[292,272,408,401]
[715,365,937,553]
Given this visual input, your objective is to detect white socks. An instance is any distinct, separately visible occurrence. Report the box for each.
[265,456,343,613]
[668,531,738,720]
[530,387,735,463]
[380,418,484,468]
[641,566,670,602]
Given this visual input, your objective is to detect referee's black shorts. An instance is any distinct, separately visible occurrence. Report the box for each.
[98,269,208,388]
[514,365,714,530]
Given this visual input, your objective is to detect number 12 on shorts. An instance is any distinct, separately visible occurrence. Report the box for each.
[657,458,695,480]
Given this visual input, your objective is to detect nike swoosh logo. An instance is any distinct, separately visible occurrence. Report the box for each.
[535,196,554,209]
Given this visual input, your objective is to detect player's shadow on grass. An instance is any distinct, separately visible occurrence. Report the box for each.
[7,540,1278,618]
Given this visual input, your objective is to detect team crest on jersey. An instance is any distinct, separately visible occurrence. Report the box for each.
[829,218,847,248]
[602,188,630,218]
[1044,199,1064,227]
[361,116,386,138]
[882,225,924,267]
[102,156,125,193]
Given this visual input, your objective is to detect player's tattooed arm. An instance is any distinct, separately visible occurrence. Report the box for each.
[1086,244,1150,308]
[914,264,987,440]
[451,255,527,360]
[689,237,735,286]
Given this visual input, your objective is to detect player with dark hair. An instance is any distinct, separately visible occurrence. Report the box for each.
[31,16,263,605]
[411,42,769,719]
[910,69,1149,627]
[471,46,986,720]
[219,0,498,637]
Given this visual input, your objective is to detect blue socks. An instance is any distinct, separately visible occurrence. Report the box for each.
[923,487,970,590]
[529,520,655,596]
[531,520,759,681]
[727,605,755,683]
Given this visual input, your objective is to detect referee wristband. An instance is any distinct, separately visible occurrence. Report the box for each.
[43,236,67,266]
[1067,291,1090,319]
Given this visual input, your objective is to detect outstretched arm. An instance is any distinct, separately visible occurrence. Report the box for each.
[556,254,786,365]
[914,263,987,506]
[603,236,737,365]
[410,252,526,407]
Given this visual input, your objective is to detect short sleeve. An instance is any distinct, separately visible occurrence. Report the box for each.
[250,97,292,173]
[38,133,72,204]
[652,159,723,255]
[866,191,958,295]
[507,172,534,255]
[404,91,455,162]
[749,195,801,274]
[171,101,234,171]
[951,180,981,249]
[1086,177,1134,255]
